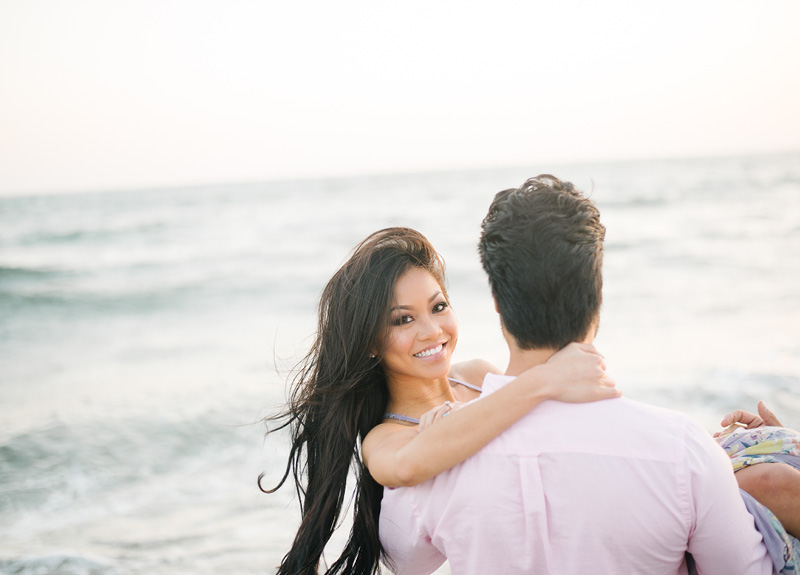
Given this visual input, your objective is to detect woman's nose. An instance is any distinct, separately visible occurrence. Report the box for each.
[418,314,442,340]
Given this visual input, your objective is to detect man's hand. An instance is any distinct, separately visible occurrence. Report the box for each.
[713,400,784,438]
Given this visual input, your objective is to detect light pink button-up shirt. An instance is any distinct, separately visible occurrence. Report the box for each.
[380,374,771,575]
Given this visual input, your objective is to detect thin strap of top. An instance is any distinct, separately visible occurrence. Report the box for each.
[447,376,482,392]
[383,377,482,424]
[383,412,421,424]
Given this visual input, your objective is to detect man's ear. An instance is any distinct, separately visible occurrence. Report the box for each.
[493,295,500,314]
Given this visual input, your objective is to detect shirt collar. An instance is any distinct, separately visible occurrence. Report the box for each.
[480,372,516,396]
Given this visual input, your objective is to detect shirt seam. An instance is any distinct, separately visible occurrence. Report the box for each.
[678,415,693,536]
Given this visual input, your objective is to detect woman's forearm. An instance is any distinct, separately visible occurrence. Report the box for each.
[388,366,554,486]
[368,342,616,487]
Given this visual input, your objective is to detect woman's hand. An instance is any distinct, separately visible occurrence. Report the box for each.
[537,342,620,403]
[713,400,784,437]
[419,401,465,431]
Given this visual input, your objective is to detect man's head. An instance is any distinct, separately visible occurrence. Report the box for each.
[478,174,605,350]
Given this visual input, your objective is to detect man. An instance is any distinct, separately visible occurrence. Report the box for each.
[379,175,771,574]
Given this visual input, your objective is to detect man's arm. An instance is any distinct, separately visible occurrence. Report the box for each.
[684,419,772,575]
[379,488,446,575]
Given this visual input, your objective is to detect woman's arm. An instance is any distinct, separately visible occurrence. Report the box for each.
[362,342,619,488]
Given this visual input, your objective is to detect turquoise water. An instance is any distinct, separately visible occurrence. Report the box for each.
[1,153,799,573]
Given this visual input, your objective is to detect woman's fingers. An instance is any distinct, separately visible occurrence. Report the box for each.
[544,342,620,403]
[418,405,444,430]
[601,378,621,398]
[565,342,608,372]
[571,341,602,356]
[591,374,620,399]
[713,402,785,438]
[757,401,784,427]
[714,423,746,438]
[418,401,463,431]
[716,402,784,434]
[719,409,763,429]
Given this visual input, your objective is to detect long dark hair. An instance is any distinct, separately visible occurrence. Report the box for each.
[261,227,447,575]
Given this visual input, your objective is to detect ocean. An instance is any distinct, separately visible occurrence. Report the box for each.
[2,153,799,574]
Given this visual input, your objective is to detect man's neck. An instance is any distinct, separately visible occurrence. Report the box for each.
[500,318,599,376]
[504,346,558,376]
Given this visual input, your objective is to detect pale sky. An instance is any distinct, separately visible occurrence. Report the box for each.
[1,0,799,195]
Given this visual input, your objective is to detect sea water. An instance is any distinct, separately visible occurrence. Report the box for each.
[1,153,799,574]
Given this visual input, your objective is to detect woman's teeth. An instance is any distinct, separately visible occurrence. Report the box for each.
[414,344,443,358]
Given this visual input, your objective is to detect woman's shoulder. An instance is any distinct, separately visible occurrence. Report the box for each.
[362,420,417,464]
[448,358,502,390]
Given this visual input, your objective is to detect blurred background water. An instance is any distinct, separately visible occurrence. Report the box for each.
[1,152,799,574]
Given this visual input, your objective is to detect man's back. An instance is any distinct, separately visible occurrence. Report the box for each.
[380,375,771,575]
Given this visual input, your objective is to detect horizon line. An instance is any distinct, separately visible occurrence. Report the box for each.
[2,147,798,200]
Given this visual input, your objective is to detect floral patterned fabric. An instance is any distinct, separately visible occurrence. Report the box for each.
[715,426,800,575]
[717,426,800,472]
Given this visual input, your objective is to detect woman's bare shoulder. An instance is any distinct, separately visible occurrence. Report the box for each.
[362,421,416,464]
[449,358,503,389]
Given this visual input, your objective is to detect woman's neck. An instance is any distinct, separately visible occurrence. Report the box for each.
[385,374,455,416]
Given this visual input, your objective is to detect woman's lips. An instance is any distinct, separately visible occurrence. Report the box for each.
[414,342,446,358]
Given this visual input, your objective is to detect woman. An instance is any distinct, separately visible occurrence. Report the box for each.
[262,227,619,575]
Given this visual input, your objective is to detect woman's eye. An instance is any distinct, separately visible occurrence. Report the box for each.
[392,315,414,326]
[433,302,448,313]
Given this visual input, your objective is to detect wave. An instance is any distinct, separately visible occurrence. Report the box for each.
[597,195,672,208]
[0,290,192,319]
[0,265,71,280]
[0,412,262,517]
[628,369,800,430]
[14,222,168,247]
[0,266,319,321]
[0,554,117,575]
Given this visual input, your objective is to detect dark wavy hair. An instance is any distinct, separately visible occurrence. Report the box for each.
[260,227,448,575]
[478,174,605,350]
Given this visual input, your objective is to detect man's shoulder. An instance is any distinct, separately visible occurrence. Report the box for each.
[486,396,713,461]
[597,396,695,424]
[535,395,694,428]
[595,397,712,440]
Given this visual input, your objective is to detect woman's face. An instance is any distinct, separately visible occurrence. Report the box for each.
[380,266,458,383]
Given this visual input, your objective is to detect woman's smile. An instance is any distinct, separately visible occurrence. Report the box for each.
[414,342,446,359]
[381,267,458,382]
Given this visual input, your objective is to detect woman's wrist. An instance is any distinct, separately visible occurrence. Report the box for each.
[517,364,558,403]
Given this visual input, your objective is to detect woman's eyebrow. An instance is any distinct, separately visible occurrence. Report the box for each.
[391,291,442,311]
